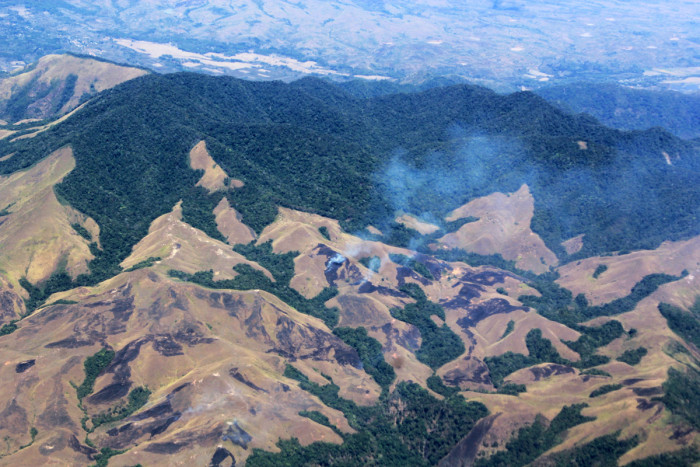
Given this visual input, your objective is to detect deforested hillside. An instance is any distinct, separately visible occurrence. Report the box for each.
[0,72,697,279]
[0,69,699,466]
[0,53,148,124]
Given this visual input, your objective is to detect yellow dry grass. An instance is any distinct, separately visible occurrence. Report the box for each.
[438,184,558,273]
[1,269,373,465]
[395,213,440,235]
[0,54,147,116]
[120,201,271,281]
[0,146,96,286]
[214,197,256,245]
[189,140,240,192]
[556,235,700,305]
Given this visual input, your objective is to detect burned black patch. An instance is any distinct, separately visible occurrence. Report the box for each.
[222,421,252,449]
[382,322,420,351]
[273,314,361,367]
[229,368,267,393]
[87,382,131,405]
[396,266,430,287]
[210,447,236,467]
[153,335,184,356]
[315,244,363,286]
[636,399,658,411]
[671,426,695,440]
[441,414,500,467]
[456,298,527,329]
[529,364,575,381]
[441,283,484,309]
[443,358,492,387]
[15,359,35,373]
[632,387,663,397]
[357,281,406,297]
[133,401,173,421]
[107,423,134,437]
[413,253,448,281]
[173,323,214,346]
[68,435,97,456]
[150,413,181,437]
[172,382,190,394]
[460,270,513,286]
[45,336,94,348]
[145,441,186,454]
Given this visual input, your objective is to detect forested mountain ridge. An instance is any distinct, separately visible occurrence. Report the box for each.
[536,82,700,140]
[0,72,697,281]
[0,70,699,466]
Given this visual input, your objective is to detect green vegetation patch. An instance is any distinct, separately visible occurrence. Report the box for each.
[658,367,700,430]
[475,403,595,466]
[389,253,434,280]
[589,383,623,398]
[391,286,464,369]
[563,320,624,367]
[519,273,683,325]
[359,256,381,273]
[496,383,527,396]
[500,320,515,339]
[592,264,608,279]
[247,364,488,466]
[76,348,115,400]
[318,226,331,240]
[545,431,638,466]
[124,256,162,272]
[580,368,611,377]
[616,347,647,366]
[485,328,571,387]
[0,320,18,336]
[71,222,92,241]
[333,327,396,390]
[658,298,700,348]
[626,446,700,467]
[426,374,460,397]
[91,386,151,429]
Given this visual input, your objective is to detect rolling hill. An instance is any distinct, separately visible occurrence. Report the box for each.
[0,64,699,466]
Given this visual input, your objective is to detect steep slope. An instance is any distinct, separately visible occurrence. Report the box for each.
[0,54,148,123]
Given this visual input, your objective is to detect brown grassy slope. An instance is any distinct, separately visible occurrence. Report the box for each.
[189,140,244,192]
[0,54,147,121]
[256,207,581,393]
[0,146,96,289]
[557,235,700,305]
[120,201,271,282]
[214,197,256,245]
[0,267,373,466]
[437,184,558,274]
